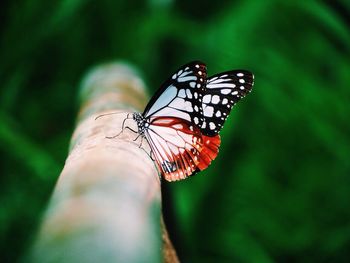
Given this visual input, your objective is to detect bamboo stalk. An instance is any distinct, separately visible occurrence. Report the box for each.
[29,62,179,263]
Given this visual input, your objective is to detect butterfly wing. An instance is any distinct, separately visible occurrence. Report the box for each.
[144,117,220,181]
[141,63,253,181]
[201,70,254,136]
[143,61,207,127]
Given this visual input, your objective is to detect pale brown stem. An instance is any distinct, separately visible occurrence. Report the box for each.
[29,62,179,263]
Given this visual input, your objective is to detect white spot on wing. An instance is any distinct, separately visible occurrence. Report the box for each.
[178,89,186,98]
[178,76,197,82]
[209,78,229,84]
[208,83,236,89]
[203,95,211,103]
[184,100,193,112]
[221,89,231,95]
[179,70,192,77]
[152,105,191,121]
[209,122,216,130]
[211,95,220,104]
[204,106,214,117]
[168,97,185,109]
[186,89,192,99]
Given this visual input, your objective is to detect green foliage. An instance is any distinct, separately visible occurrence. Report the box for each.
[1,0,350,262]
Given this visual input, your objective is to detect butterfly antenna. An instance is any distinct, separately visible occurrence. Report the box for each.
[95,112,128,120]
[105,113,136,139]
[138,136,144,148]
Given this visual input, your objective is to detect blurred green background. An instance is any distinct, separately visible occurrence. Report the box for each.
[1,0,350,262]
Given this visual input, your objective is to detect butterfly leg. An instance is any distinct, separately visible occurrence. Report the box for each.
[125,127,138,134]
[133,134,141,142]
[131,134,154,161]
[139,147,155,162]
[138,136,144,148]
[149,150,155,161]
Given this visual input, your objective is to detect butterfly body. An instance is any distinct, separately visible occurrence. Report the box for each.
[133,112,148,135]
[130,61,253,182]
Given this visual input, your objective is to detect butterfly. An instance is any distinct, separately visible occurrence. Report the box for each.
[107,61,254,182]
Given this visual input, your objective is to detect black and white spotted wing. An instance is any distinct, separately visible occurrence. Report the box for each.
[200,70,254,136]
[143,61,207,127]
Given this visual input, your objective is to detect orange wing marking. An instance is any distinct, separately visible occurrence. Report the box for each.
[147,117,221,181]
